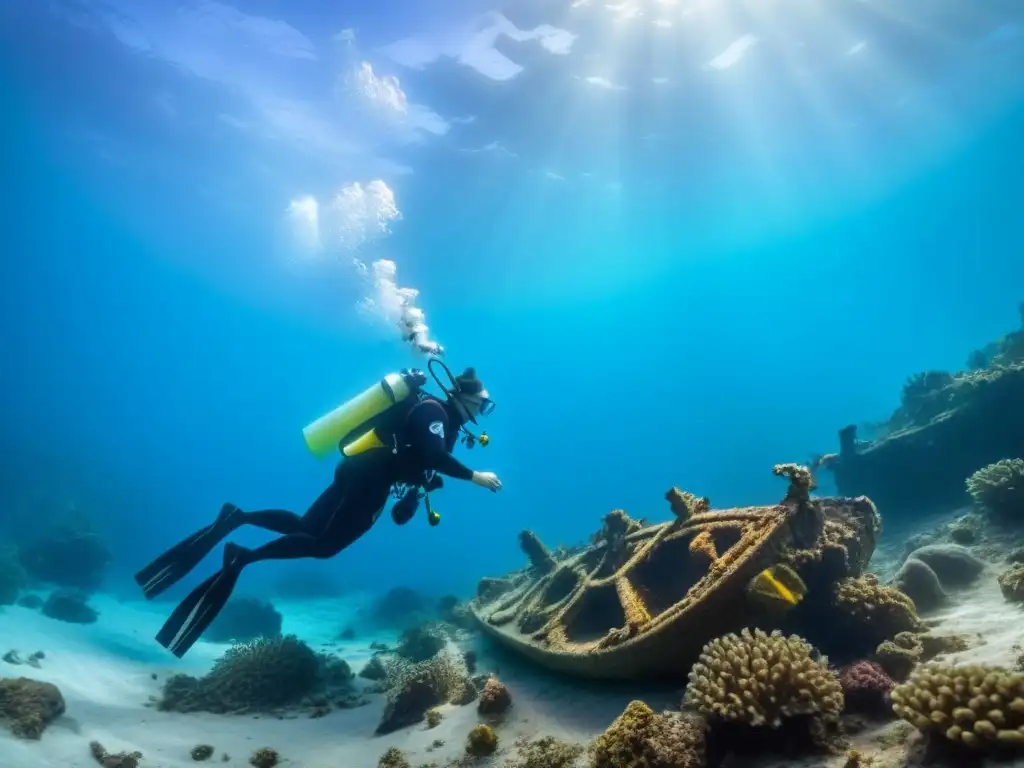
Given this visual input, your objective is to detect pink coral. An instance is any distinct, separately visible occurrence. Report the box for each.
[838,661,895,715]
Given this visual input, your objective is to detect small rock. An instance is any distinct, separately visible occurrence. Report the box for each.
[477,677,512,716]
[904,544,985,588]
[191,744,215,761]
[894,558,946,612]
[248,747,279,768]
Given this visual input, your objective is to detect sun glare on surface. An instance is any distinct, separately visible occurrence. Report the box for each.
[547,0,1013,208]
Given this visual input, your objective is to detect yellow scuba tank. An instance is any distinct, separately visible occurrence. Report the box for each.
[302,369,427,459]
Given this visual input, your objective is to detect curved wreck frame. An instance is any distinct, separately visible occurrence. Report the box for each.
[470,466,880,680]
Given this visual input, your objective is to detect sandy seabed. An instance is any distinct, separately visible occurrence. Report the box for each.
[2,550,1024,768]
[0,591,670,768]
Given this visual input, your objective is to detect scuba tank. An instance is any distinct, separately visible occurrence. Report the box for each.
[301,369,428,459]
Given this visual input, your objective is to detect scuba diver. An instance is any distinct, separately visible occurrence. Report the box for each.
[135,362,500,659]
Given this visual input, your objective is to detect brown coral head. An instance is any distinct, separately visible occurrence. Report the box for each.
[477,676,512,717]
[465,724,498,757]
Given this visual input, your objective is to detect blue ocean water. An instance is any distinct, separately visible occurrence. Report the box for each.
[0,0,1022,616]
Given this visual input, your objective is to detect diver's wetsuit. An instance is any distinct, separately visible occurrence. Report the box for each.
[134,396,475,657]
[222,396,473,563]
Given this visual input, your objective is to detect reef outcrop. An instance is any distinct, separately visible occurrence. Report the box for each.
[821,309,1024,515]
[470,464,883,680]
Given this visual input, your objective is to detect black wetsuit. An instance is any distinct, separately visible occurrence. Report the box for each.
[230,396,473,563]
[136,394,479,658]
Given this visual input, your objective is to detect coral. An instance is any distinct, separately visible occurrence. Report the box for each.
[370,586,428,628]
[396,623,446,662]
[425,707,442,728]
[477,677,512,716]
[875,632,923,682]
[665,489,710,520]
[205,597,282,644]
[317,654,354,689]
[904,544,985,588]
[16,594,42,609]
[891,663,1024,751]
[839,661,895,716]
[377,747,411,768]
[375,649,474,734]
[947,515,981,545]
[159,635,321,714]
[592,700,706,768]
[90,740,143,768]
[0,677,65,739]
[520,530,557,574]
[437,595,475,631]
[505,735,585,768]
[772,463,817,502]
[685,628,843,728]
[998,564,1024,602]
[249,747,279,768]
[191,744,215,761]
[0,545,27,605]
[967,459,1024,521]
[897,371,956,427]
[466,723,498,757]
[42,589,98,624]
[832,576,921,651]
[894,559,947,613]
[360,655,388,681]
[19,518,112,591]
[922,634,969,658]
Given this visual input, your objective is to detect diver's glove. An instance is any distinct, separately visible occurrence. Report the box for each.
[471,471,502,492]
[423,474,444,492]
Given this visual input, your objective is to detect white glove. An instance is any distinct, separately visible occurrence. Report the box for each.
[472,471,503,492]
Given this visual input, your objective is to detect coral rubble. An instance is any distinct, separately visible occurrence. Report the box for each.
[505,735,585,768]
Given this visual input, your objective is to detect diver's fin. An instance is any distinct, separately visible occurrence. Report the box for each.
[134,503,243,600]
[747,563,808,608]
[155,543,249,658]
